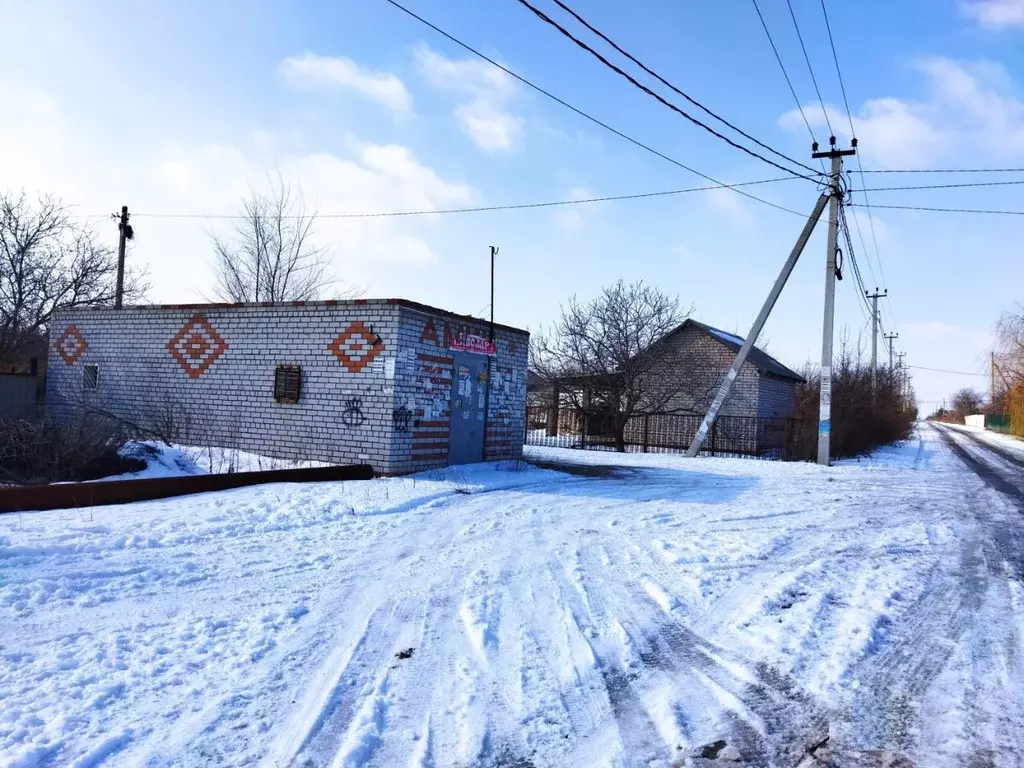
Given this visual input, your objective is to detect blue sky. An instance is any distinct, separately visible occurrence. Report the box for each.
[3,0,1023,408]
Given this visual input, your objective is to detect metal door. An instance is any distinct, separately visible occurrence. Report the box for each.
[448,352,487,465]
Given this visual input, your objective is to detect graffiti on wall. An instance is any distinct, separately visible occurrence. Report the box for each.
[329,321,384,373]
[54,325,88,366]
[420,318,439,345]
[392,406,414,432]
[341,397,365,428]
[167,313,229,379]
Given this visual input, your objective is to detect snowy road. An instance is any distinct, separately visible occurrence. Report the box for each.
[3,426,1024,767]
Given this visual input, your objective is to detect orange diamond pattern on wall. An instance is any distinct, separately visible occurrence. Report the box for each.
[167,313,228,379]
[329,321,384,373]
[55,325,88,365]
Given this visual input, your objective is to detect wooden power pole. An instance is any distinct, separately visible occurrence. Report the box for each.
[114,206,131,308]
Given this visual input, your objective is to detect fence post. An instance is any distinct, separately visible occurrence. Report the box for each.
[581,408,587,450]
[547,381,560,437]
[642,414,649,453]
[711,419,717,456]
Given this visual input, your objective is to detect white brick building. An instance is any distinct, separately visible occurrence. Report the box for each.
[46,299,529,475]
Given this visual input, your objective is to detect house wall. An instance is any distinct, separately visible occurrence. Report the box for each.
[756,373,798,418]
[46,300,529,474]
[389,305,529,474]
[651,324,761,417]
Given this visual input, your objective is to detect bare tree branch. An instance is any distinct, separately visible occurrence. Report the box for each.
[209,173,351,303]
[0,190,147,364]
[530,280,694,451]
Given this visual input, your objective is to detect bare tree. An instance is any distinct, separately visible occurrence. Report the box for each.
[996,304,1024,387]
[951,387,984,417]
[0,191,147,365]
[531,280,693,451]
[211,175,337,303]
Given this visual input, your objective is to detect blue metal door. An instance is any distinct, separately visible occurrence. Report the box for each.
[448,352,487,465]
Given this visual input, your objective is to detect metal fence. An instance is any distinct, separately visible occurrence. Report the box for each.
[525,406,803,461]
[0,374,43,421]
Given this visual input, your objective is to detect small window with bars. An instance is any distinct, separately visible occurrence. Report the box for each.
[274,365,301,404]
[83,364,99,391]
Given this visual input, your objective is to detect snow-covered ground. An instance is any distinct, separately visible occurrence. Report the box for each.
[948,422,1024,459]
[3,425,1024,766]
[108,441,332,481]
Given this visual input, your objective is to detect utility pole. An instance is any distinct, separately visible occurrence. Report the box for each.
[885,332,898,372]
[812,138,857,466]
[113,206,132,308]
[686,192,829,458]
[896,352,907,399]
[489,246,498,343]
[866,288,886,400]
[991,351,996,406]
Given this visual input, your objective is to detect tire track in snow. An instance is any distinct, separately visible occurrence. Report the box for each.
[828,424,1024,764]
[275,598,424,767]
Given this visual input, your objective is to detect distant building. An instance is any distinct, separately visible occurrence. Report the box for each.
[645,319,804,419]
[46,299,529,474]
[528,319,804,457]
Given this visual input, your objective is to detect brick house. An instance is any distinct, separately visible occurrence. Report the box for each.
[46,299,529,474]
[530,319,804,456]
[651,319,804,418]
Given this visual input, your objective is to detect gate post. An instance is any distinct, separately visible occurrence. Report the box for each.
[711,419,718,457]
[642,414,650,453]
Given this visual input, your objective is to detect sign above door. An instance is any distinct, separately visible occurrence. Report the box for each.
[448,333,496,356]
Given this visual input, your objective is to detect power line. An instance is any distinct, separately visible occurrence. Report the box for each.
[907,365,989,377]
[785,0,833,136]
[513,0,820,181]
[81,177,801,221]
[817,0,890,326]
[859,167,1024,174]
[382,0,810,217]
[750,0,818,148]
[546,0,821,176]
[819,0,853,136]
[851,203,1024,216]
[855,179,1024,192]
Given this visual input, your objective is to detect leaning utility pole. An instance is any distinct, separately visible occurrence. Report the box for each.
[813,138,857,466]
[885,332,898,372]
[866,288,886,399]
[113,205,132,308]
[685,192,829,458]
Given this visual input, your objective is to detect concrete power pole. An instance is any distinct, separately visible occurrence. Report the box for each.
[885,332,898,372]
[812,139,857,466]
[114,206,132,308]
[895,352,907,399]
[866,289,886,399]
[685,193,829,458]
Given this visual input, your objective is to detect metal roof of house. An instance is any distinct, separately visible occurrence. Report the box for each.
[678,319,805,382]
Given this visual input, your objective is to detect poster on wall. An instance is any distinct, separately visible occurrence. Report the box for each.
[448,333,496,356]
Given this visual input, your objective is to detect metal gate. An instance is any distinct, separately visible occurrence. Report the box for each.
[448,352,487,465]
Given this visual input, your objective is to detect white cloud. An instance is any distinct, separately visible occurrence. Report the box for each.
[778,57,1024,168]
[279,53,412,113]
[412,44,515,99]
[961,0,1024,28]
[705,186,753,227]
[413,43,521,152]
[455,100,523,152]
[0,80,473,300]
[552,186,594,230]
